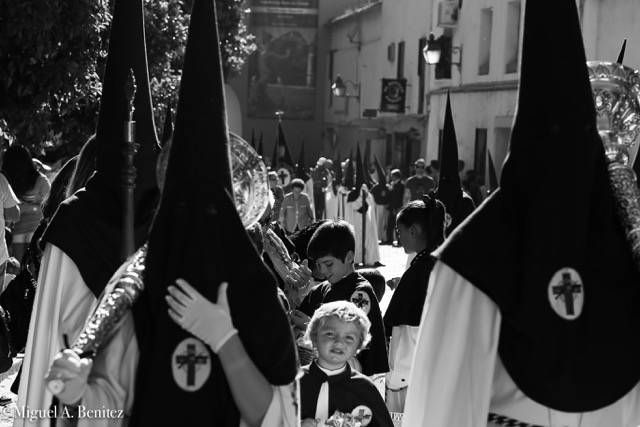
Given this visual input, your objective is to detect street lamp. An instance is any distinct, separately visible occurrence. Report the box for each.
[331,75,360,99]
[422,33,441,65]
[422,33,462,67]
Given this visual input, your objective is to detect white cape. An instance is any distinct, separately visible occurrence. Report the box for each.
[404,261,640,427]
[325,188,340,221]
[15,244,98,427]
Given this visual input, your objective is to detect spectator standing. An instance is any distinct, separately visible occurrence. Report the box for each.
[0,173,19,281]
[403,158,435,205]
[2,146,50,262]
[280,178,315,233]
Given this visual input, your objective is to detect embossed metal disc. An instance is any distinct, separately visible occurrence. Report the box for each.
[229,132,270,228]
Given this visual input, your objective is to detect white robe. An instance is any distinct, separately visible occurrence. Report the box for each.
[403,261,640,427]
[374,204,388,240]
[304,178,314,214]
[325,188,340,221]
[344,185,380,265]
[15,244,99,427]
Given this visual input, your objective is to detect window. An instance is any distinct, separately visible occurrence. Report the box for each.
[478,7,493,75]
[418,37,427,114]
[474,129,487,184]
[397,41,406,78]
[435,35,452,80]
[505,1,521,73]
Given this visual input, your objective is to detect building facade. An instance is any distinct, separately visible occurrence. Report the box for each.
[230,0,640,175]
[323,0,435,175]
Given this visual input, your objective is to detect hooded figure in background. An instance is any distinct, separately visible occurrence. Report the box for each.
[324,154,341,221]
[44,0,298,426]
[404,1,640,426]
[344,146,380,266]
[370,156,390,243]
[16,0,160,420]
[436,92,475,235]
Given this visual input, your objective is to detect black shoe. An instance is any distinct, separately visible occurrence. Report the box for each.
[372,261,385,267]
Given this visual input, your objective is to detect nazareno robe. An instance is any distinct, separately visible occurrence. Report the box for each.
[344,184,380,266]
[298,272,389,376]
[301,361,393,427]
[383,249,435,336]
[403,261,640,427]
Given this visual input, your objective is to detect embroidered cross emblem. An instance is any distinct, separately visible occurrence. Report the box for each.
[552,272,582,316]
[175,343,209,386]
[351,405,372,426]
[350,291,371,314]
[278,170,287,184]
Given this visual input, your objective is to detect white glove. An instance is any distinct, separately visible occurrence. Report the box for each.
[166,279,238,353]
[45,349,93,405]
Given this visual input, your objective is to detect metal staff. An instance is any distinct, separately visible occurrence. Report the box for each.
[122,69,139,259]
[361,187,367,265]
[47,245,147,395]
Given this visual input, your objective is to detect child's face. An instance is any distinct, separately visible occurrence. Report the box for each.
[315,316,361,370]
[315,252,353,284]
[396,222,416,254]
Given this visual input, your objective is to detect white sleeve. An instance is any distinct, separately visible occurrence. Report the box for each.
[239,381,299,427]
[16,245,98,426]
[402,261,501,427]
[79,313,138,427]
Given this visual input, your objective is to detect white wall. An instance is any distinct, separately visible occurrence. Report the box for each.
[426,89,517,177]
[378,0,434,115]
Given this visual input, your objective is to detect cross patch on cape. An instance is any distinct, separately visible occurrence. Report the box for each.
[547,268,584,320]
[351,405,373,426]
[172,337,211,391]
[350,290,371,315]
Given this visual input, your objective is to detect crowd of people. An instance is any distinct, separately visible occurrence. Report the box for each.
[1,0,640,426]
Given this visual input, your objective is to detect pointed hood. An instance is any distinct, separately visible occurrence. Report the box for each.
[436,0,640,412]
[295,141,310,181]
[131,0,297,424]
[487,150,499,192]
[363,141,373,185]
[333,151,343,194]
[370,155,390,205]
[373,156,387,185]
[42,0,159,296]
[257,131,264,158]
[271,120,294,171]
[617,39,627,64]
[161,106,173,147]
[355,144,366,190]
[348,145,366,202]
[343,149,355,189]
[436,92,474,232]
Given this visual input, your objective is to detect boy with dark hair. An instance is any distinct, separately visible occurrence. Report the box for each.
[296,220,389,377]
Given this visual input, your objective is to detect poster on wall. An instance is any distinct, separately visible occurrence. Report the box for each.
[380,78,407,113]
[247,0,318,120]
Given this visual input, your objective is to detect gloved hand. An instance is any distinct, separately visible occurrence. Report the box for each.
[166,279,238,353]
[45,349,93,405]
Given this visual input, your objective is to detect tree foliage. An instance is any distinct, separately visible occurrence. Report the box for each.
[0,0,255,157]
[0,0,110,154]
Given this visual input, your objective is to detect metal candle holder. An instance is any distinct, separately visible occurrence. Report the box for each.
[588,61,640,267]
